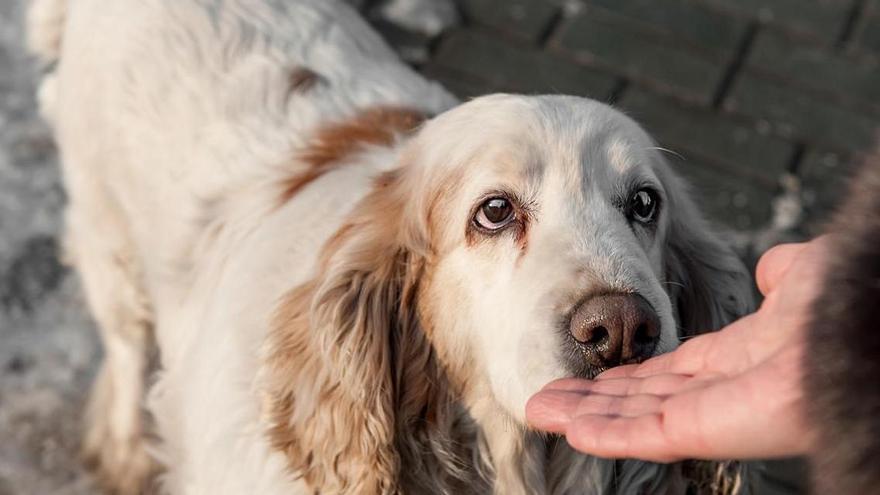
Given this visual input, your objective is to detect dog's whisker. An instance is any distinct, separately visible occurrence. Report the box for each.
[662,281,687,289]
[646,146,685,161]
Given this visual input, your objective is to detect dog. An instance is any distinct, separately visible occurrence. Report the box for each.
[28,0,753,493]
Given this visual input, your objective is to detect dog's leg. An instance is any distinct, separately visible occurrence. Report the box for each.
[66,203,156,494]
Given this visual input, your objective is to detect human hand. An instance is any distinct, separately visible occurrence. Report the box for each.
[526,239,829,462]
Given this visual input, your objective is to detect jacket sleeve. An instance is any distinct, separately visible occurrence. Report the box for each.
[805,154,880,494]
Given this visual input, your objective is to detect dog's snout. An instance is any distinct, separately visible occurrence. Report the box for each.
[569,293,660,366]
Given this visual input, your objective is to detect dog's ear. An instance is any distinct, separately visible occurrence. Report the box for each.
[661,171,755,336]
[261,170,436,493]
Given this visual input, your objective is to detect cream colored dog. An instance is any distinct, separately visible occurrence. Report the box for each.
[29,0,752,493]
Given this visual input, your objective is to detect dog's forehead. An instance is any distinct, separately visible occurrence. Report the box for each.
[419,94,660,188]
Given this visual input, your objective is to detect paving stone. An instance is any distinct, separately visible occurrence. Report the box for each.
[670,157,776,230]
[747,30,880,114]
[696,0,854,43]
[581,0,749,56]
[725,72,879,152]
[421,65,498,99]
[852,10,880,54]
[459,0,560,42]
[0,236,67,314]
[753,458,811,495]
[370,19,433,65]
[798,148,859,226]
[618,89,795,186]
[550,8,727,105]
[432,30,619,99]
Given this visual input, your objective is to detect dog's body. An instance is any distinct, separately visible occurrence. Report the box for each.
[29,0,753,493]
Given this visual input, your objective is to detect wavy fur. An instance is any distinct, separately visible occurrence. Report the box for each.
[33,0,754,493]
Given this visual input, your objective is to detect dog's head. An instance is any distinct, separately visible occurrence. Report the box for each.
[263,95,753,492]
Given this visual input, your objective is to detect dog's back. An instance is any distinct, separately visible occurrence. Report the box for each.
[31,1,454,492]
[36,0,453,306]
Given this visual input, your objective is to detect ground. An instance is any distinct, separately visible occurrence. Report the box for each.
[0,0,877,494]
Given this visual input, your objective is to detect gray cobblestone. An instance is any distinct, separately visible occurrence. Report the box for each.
[798,148,859,227]
[459,0,560,42]
[421,65,497,99]
[618,88,795,186]
[725,72,879,152]
[695,0,855,43]
[550,8,726,104]
[670,158,776,230]
[852,7,880,54]
[747,30,880,115]
[581,0,749,56]
[432,29,619,98]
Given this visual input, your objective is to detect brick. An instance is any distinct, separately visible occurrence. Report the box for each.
[370,19,432,65]
[852,11,880,54]
[725,73,879,152]
[432,30,619,99]
[421,65,498,99]
[0,236,66,313]
[747,30,880,114]
[696,0,854,43]
[618,89,795,186]
[798,148,857,225]
[459,0,559,42]
[582,0,748,56]
[551,9,727,105]
[671,158,776,230]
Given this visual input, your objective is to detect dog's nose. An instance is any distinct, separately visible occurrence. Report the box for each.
[569,293,660,366]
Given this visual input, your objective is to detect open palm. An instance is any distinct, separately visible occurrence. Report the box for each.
[526,240,827,462]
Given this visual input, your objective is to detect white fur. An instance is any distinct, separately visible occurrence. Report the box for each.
[32,0,752,493]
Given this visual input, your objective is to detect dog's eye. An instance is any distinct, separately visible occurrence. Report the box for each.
[475,197,515,230]
[629,189,659,224]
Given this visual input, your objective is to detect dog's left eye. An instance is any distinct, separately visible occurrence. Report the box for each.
[628,188,659,224]
[474,197,515,230]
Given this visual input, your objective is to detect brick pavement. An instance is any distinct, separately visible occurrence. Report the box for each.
[365,0,880,239]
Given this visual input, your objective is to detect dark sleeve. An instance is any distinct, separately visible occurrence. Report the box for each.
[805,156,880,494]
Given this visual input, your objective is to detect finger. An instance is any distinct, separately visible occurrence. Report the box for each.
[587,374,695,397]
[540,377,594,392]
[565,413,682,463]
[603,331,722,379]
[593,363,643,380]
[573,392,665,418]
[527,387,671,433]
[526,390,581,433]
[755,242,810,296]
[538,373,698,402]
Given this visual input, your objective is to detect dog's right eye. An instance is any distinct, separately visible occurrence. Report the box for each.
[474,197,515,230]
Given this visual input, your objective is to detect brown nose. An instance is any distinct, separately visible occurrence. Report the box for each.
[569,293,660,367]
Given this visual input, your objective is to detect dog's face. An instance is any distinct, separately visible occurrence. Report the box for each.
[399,95,752,421]
[265,94,752,491]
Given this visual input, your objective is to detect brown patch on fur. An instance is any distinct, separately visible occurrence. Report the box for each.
[278,107,427,205]
[288,67,322,93]
[263,170,486,493]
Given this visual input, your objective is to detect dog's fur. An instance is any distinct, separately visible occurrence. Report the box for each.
[28,0,754,493]
[806,154,880,494]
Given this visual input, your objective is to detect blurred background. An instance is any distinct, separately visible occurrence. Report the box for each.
[0,0,877,493]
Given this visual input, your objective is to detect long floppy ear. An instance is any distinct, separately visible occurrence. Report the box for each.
[662,171,755,335]
[261,170,430,493]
